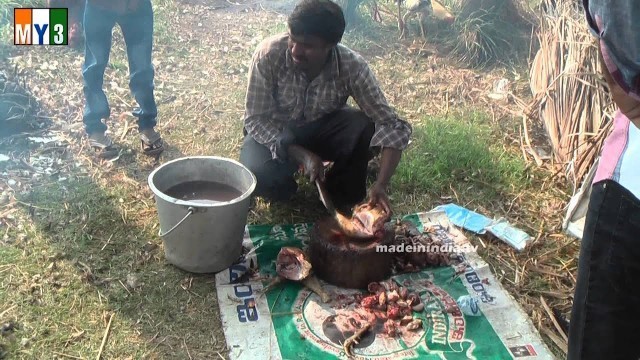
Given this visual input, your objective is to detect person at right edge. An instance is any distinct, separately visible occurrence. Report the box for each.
[568,1,640,359]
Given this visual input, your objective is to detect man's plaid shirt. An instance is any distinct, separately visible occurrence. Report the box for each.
[243,33,412,160]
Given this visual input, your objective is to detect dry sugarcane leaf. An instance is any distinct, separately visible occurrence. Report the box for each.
[522,1,616,186]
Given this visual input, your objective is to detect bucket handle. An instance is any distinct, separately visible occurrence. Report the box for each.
[158,207,195,237]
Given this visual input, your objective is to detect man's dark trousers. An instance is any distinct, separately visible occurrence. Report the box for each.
[239,108,375,210]
[567,180,640,360]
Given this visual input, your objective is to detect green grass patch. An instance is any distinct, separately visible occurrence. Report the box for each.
[0,246,20,265]
[153,0,181,45]
[393,112,529,196]
[0,177,228,358]
[265,21,288,35]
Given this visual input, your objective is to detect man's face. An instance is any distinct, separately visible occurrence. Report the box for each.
[287,32,333,72]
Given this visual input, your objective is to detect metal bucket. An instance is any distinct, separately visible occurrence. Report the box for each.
[148,156,257,273]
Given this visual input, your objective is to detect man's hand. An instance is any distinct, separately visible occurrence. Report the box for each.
[287,144,325,182]
[368,181,391,215]
[367,147,402,215]
[599,46,640,128]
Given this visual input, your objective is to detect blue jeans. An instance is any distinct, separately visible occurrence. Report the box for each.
[82,0,157,135]
[568,180,640,360]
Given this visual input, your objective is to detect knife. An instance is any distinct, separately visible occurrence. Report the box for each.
[315,179,337,216]
[315,180,372,239]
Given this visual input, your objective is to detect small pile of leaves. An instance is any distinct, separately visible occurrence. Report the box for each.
[0,68,43,137]
[443,0,529,69]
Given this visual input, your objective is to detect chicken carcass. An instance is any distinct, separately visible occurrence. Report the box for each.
[334,202,391,239]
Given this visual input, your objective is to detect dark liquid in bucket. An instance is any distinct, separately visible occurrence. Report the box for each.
[164,181,243,205]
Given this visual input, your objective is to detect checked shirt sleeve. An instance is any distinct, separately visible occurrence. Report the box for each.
[243,50,283,159]
[349,62,412,150]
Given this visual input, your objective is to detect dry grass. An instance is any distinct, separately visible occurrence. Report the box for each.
[0,0,582,358]
[525,0,615,189]
[411,0,534,69]
[0,65,46,138]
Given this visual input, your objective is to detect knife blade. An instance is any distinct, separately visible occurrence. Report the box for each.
[315,180,337,216]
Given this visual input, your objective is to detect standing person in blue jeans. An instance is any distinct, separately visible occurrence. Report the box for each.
[568,1,640,359]
[82,0,164,158]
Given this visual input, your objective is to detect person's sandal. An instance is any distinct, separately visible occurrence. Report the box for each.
[140,129,164,156]
[88,132,119,159]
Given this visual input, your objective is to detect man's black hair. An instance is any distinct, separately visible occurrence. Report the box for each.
[287,0,346,45]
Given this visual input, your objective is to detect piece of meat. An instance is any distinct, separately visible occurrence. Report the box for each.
[258,277,284,295]
[368,282,385,293]
[276,247,312,281]
[400,306,413,317]
[406,319,423,331]
[334,212,368,238]
[398,287,409,300]
[400,315,414,326]
[331,294,356,308]
[353,293,364,303]
[352,203,390,237]
[371,309,388,321]
[391,218,463,272]
[383,319,399,336]
[378,291,387,306]
[386,305,402,320]
[407,293,421,307]
[332,202,390,239]
[387,290,400,302]
[394,220,421,237]
[361,295,379,309]
[380,280,400,292]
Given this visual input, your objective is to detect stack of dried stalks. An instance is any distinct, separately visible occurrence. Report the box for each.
[525,0,615,188]
[438,0,532,68]
[0,67,42,138]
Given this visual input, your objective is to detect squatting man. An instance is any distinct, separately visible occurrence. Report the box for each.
[239,0,413,216]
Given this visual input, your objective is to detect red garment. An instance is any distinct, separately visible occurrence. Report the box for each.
[46,0,85,47]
